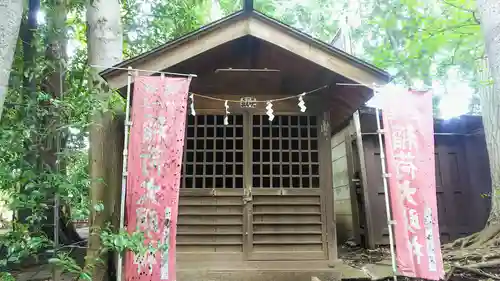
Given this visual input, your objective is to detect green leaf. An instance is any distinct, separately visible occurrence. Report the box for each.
[79,272,92,280]
[93,203,104,212]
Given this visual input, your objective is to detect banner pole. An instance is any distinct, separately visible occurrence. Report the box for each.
[375,107,398,281]
[117,66,134,281]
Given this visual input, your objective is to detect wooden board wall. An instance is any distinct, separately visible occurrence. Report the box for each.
[331,125,354,243]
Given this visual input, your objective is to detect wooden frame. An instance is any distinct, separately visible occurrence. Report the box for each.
[344,124,363,246]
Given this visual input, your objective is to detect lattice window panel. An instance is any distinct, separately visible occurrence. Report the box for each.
[252,115,320,188]
[181,115,244,188]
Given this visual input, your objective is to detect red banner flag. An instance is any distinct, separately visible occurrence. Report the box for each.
[381,89,444,280]
[125,75,191,281]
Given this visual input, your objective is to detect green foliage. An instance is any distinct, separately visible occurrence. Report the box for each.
[0,224,51,267]
[46,225,149,279]
[1,0,134,276]
[352,0,483,85]
[100,227,150,255]
[0,272,15,281]
[349,0,484,114]
[119,0,482,112]
[64,150,90,220]
[255,0,342,42]
[120,0,342,58]
[0,27,91,278]
[122,0,218,58]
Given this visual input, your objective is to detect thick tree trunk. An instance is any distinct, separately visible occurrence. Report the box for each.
[444,0,500,253]
[86,113,124,281]
[477,0,500,226]
[86,1,123,280]
[87,0,123,67]
[45,0,67,97]
[452,0,500,248]
[18,0,39,225]
[0,0,23,120]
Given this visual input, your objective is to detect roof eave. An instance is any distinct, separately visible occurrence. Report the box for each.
[100,9,391,85]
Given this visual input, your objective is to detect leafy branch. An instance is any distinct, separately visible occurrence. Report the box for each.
[440,0,480,24]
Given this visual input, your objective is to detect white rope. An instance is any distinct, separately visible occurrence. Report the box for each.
[190,85,328,103]
[224,100,230,125]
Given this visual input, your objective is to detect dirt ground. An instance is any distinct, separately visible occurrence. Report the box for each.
[338,239,500,281]
[10,228,500,281]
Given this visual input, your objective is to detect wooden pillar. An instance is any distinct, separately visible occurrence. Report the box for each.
[319,111,337,261]
[344,120,362,245]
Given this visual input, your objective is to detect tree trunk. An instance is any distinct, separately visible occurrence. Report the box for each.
[87,0,123,67]
[40,0,83,247]
[18,0,39,226]
[477,0,500,224]
[0,0,23,120]
[437,0,500,255]
[104,113,125,281]
[86,0,123,280]
[22,0,37,94]
[473,0,500,244]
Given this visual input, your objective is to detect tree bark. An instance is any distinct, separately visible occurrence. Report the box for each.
[86,0,123,280]
[0,0,23,120]
[22,0,37,94]
[477,0,500,226]
[448,0,500,249]
[18,0,39,226]
[87,0,123,67]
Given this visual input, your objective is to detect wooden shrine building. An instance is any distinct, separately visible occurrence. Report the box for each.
[101,4,389,276]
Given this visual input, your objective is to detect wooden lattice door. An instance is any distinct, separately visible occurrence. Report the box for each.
[177,114,247,261]
[247,115,328,260]
[177,113,329,262]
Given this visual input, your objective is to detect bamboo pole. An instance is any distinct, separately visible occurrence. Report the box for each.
[375,107,398,281]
